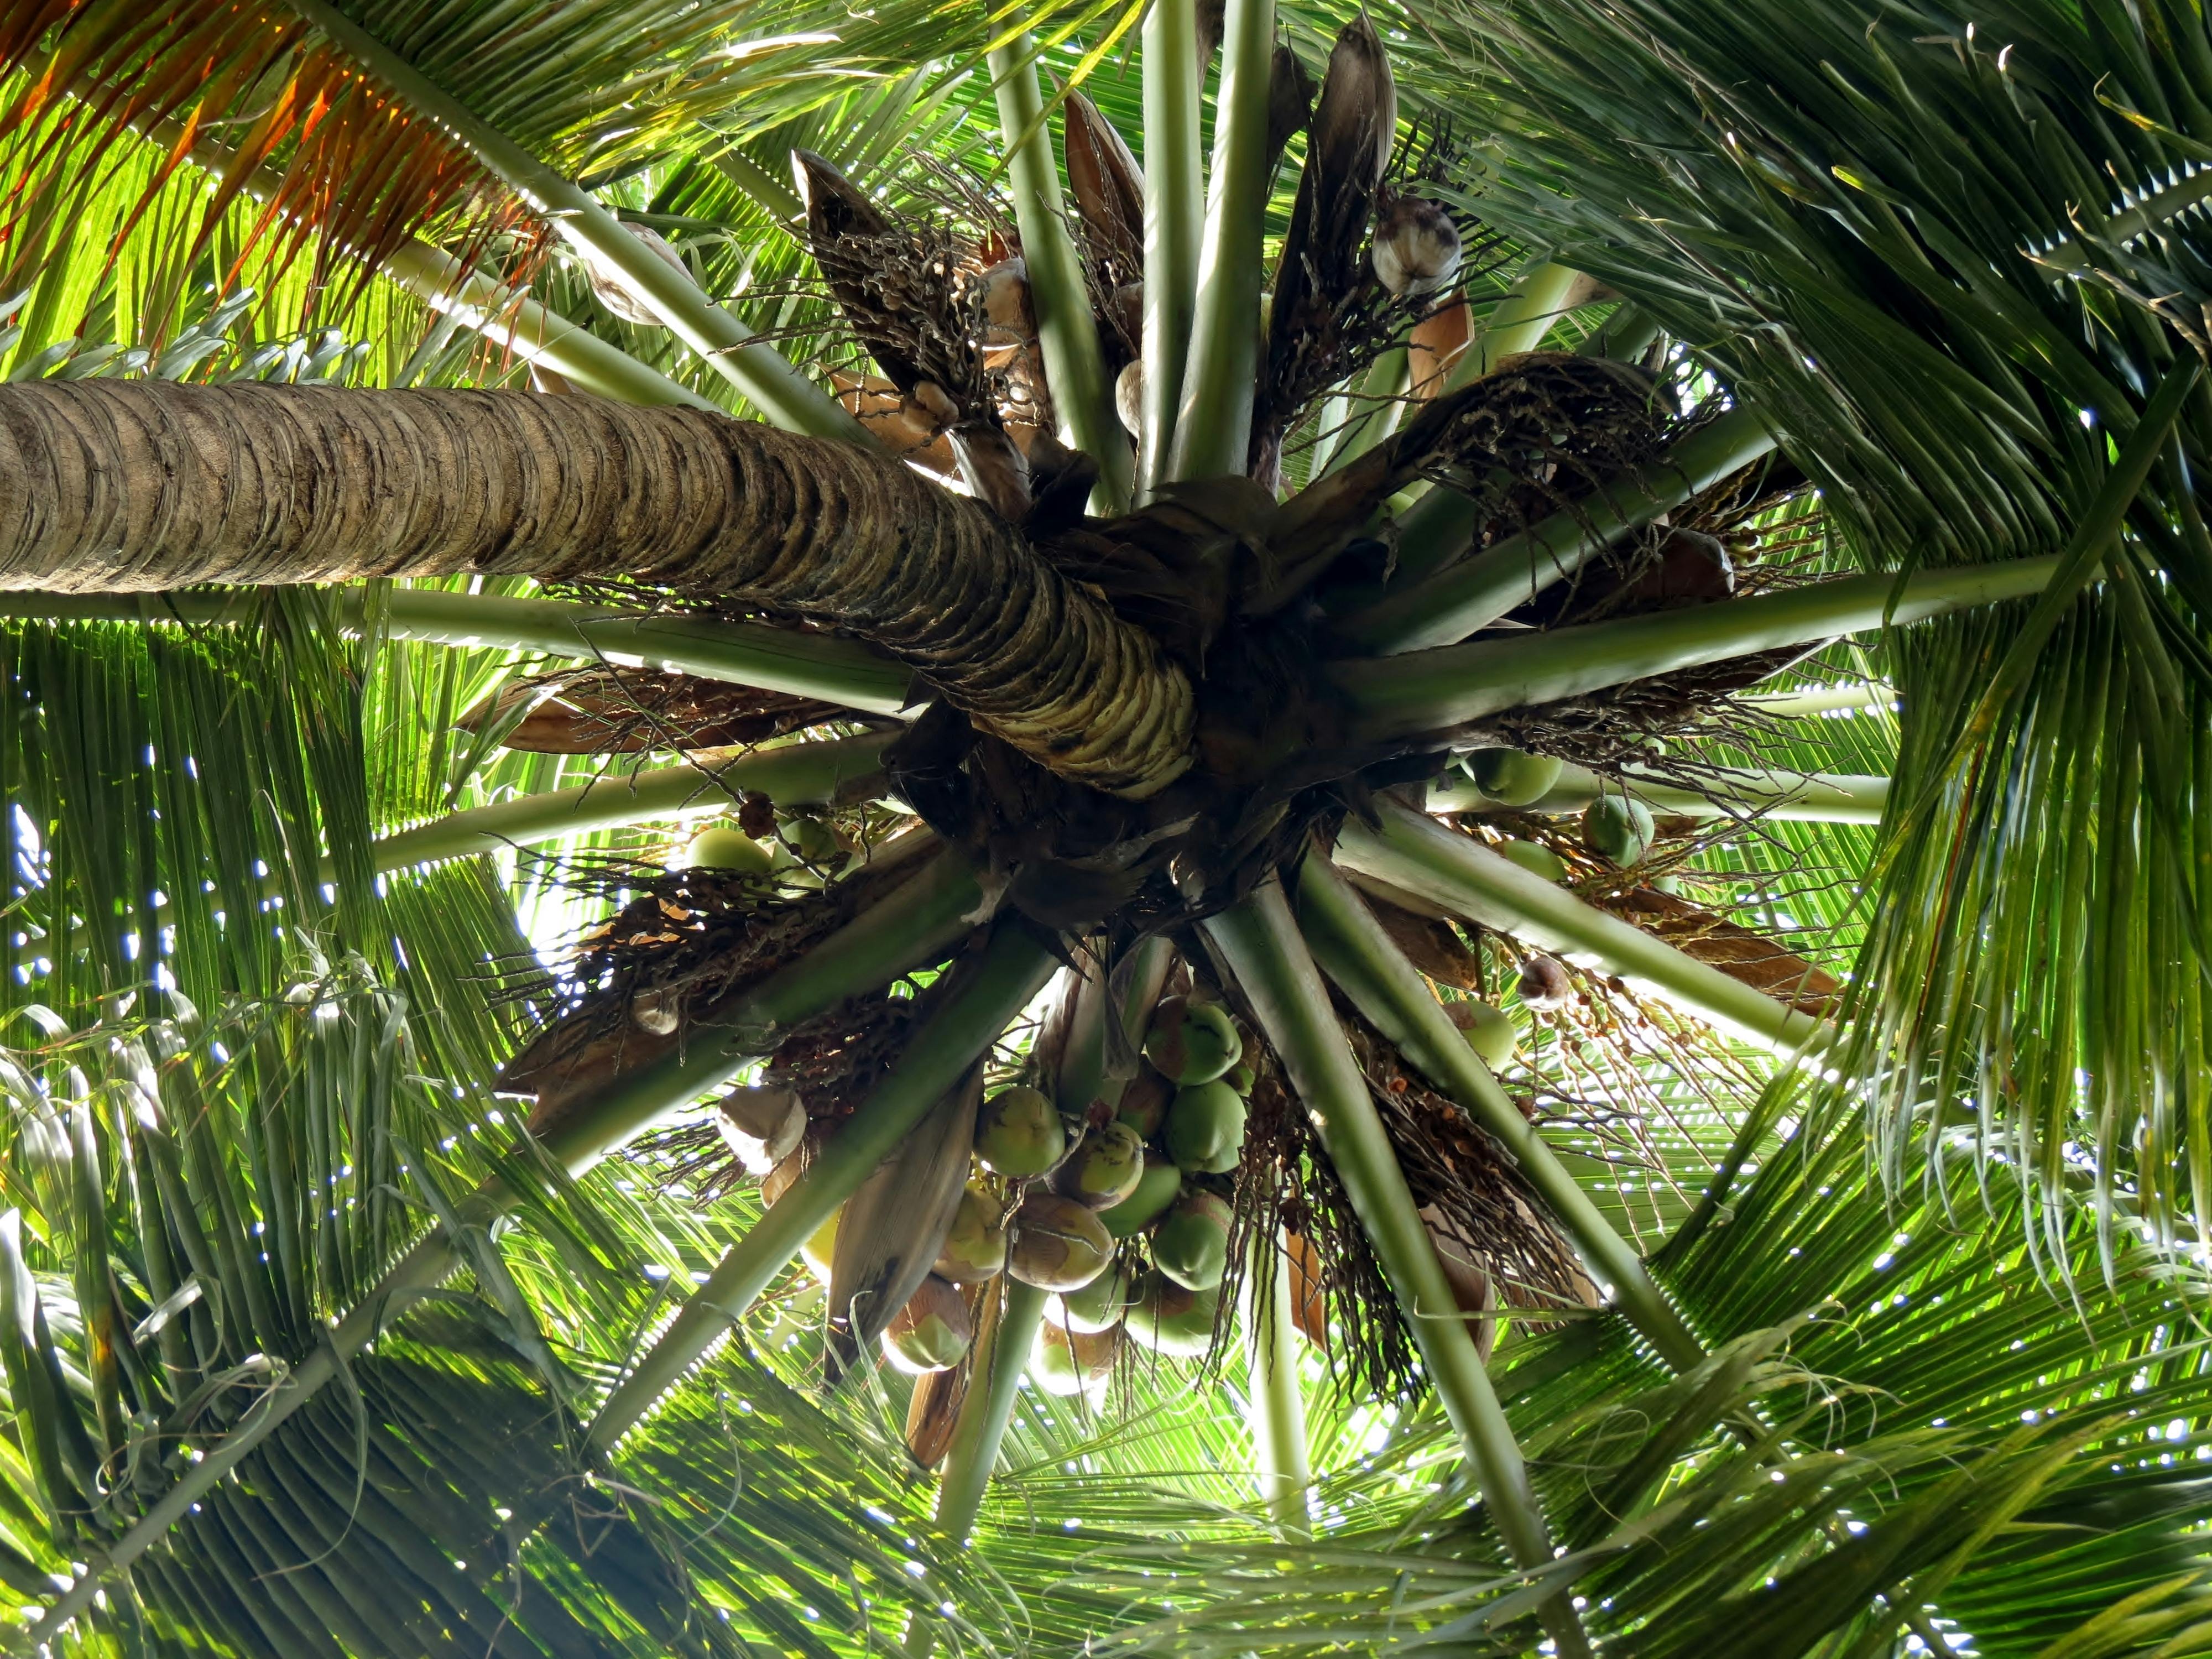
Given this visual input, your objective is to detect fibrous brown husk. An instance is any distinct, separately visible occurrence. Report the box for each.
[794,149,1037,519]
[464,664,863,754]
[1214,995,1588,1403]
[1603,886,1841,1014]
[493,834,930,1139]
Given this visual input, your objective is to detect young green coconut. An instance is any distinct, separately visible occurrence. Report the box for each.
[1583,794,1656,866]
[1102,1151,1183,1238]
[1053,1119,1147,1209]
[1448,1000,1519,1071]
[1142,996,1243,1086]
[1164,1081,1248,1174]
[1031,1319,1123,1396]
[1121,1271,1222,1359]
[932,1184,1008,1283]
[1151,1190,1233,1292]
[976,1084,1065,1176]
[1496,839,1571,883]
[1465,748,1564,806]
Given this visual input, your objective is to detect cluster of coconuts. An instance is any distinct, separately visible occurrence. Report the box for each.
[682,810,849,881]
[868,994,1258,1389]
[1459,748,1656,872]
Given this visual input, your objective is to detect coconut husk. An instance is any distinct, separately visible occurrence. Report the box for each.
[1603,886,1841,1014]
[492,830,938,1143]
[1252,15,1397,484]
[1364,896,1484,991]
[1408,297,1468,401]
[826,1064,982,1380]
[904,1284,987,1466]
[1063,91,1144,286]
[462,664,859,754]
[1263,43,1317,181]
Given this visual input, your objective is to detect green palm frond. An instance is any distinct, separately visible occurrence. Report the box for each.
[1416,0,2212,1255]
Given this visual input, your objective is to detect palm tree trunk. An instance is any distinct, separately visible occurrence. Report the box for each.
[0,382,1193,799]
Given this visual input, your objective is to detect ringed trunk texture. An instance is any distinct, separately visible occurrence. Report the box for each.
[0,383,1193,799]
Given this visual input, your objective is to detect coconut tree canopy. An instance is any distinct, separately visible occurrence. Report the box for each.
[0,0,2209,1655]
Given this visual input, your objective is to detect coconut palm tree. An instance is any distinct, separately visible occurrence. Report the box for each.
[0,0,2209,1653]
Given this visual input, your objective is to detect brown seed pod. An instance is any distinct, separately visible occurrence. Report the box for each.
[1517,953,1574,1011]
[717,1084,806,1175]
[1371,196,1463,298]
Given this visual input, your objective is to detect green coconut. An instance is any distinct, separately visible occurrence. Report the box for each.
[1449,999,1519,1071]
[975,1085,1065,1177]
[1030,1321,1122,1396]
[1006,1193,1114,1291]
[1114,1066,1173,1139]
[882,1275,972,1374]
[1121,1272,1222,1358]
[682,822,773,874]
[782,813,843,863]
[1497,838,1569,883]
[1142,996,1242,1086]
[1102,1152,1183,1238]
[1058,1261,1135,1334]
[1583,795,1656,866]
[1151,1191,1232,1292]
[932,1185,1007,1284]
[1164,1080,1248,1175]
[1052,1120,1146,1211]
[1466,748,1564,806]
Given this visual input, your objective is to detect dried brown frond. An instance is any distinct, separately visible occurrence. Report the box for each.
[493,834,928,1140]
[1601,886,1841,1014]
[463,664,870,754]
[1211,997,1585,1404]
[0,2,521,339]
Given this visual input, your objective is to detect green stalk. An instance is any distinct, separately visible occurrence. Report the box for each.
[370,734,895,872]
[1738,681,1895,717]
[286,0,867,442]
[1138,0,1204,498]
[989,33,1133,512]
[906,937,1171,1646]
[1337,554,2059,738]
[1333,799,1830,1054]
[1241,1231,1310,1530]
[372,236,717,409]
[930,1281,1050,1542]
[1295,854,1705,1370]
[0,589,914,713]
[1576,302,1660,363]
[23,845,984,1644]
[1202,881,1588,1657]
[1162,0,1275,482]
[587,925,1056,1448]
[900,1279,1051,1659]
[1339,405,1777,646]
[1428,761,1890,825]
[1438,261,1583,397]
[1316,348,1412,478]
